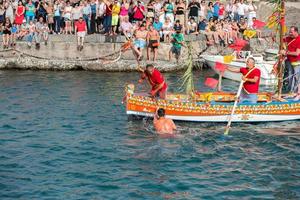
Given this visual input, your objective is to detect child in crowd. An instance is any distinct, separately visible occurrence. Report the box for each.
[18,21,29,40]
[169,26,185,63]
[11,23,18,47]
[42,20,50,45]
[26,20,36,48]
[186,17,198,35]
[3,18,12,49]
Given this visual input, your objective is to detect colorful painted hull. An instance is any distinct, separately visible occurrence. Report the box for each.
[125,86,300,123]
[202,54,277,86]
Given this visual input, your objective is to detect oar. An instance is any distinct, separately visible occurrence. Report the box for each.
[218,72,223,92]
[224,80,244,135]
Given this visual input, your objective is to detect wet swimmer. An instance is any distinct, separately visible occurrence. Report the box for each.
[153,108,177,135]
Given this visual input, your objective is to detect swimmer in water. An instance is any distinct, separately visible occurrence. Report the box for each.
[153,108,176,135]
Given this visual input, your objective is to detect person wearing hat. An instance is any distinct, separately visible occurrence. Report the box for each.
[75,17,87,51]
[169,25,185,63]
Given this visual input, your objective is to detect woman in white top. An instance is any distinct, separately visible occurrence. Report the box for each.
[237,0,248,22]
[72,4,83,32]
[158,7,165,24]
[199,0,207,19]
[162,17,173,42]
[5,1,14,24]
[63,1,73,34]
[247,0,257,28]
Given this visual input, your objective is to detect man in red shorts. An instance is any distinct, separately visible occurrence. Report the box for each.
[226,57,261,103]
[138,64,168,99]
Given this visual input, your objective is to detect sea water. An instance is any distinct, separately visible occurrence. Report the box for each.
[0,70,299,199]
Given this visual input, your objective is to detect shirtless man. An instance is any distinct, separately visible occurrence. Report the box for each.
[146,25,160,61]
[132,22,148,62]
[153,108,176,134]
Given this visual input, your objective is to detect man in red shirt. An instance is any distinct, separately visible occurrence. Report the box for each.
[226,57,261,103]
[138,64,168,99]
[133,1,145,22]
[281,26,300,100]
[103,0,113,35]
[75,17,87,51]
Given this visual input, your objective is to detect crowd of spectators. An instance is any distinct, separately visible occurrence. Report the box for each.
[0,0,264,54]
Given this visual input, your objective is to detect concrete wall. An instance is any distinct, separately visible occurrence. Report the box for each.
[0,1,298,71]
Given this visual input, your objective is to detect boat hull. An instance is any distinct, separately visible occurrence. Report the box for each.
[127,110,300,122]
[125,85,300,123]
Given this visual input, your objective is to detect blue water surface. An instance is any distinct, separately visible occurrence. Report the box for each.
[0,70,300,200]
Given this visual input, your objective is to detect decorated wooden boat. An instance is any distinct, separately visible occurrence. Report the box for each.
[202,51,277,86]
[125,84,300,123]
[125,1,300,124]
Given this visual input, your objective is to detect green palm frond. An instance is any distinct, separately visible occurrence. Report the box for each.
[267,0,284,5]
[180,42,194,96]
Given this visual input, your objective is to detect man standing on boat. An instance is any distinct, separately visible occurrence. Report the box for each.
[226,57,261,103]
[138,64,168,99]
[281,26,300,100]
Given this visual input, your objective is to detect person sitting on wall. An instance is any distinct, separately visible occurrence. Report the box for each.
[75,17,87,51]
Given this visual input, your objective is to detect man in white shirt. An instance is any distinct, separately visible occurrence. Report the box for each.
[153,0,162,18]
[97,0,106,33]
[237,0,248,22]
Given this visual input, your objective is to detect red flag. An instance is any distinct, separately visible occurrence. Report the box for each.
[229,38,248,51]
[215,62,227,72]
[253,20,266,29]
[280,18,285,26]
[204,78,219,89]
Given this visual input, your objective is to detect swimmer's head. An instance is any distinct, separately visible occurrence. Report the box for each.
[157,108,165,118]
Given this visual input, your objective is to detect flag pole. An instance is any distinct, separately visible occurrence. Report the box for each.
[276,0,285,98]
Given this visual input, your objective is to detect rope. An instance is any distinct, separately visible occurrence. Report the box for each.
[12,48,122,62]
[0,48,14,53]
[101,49,122,64]
[282,70,300,82]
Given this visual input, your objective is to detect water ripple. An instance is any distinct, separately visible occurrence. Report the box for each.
[0,70,299,199]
